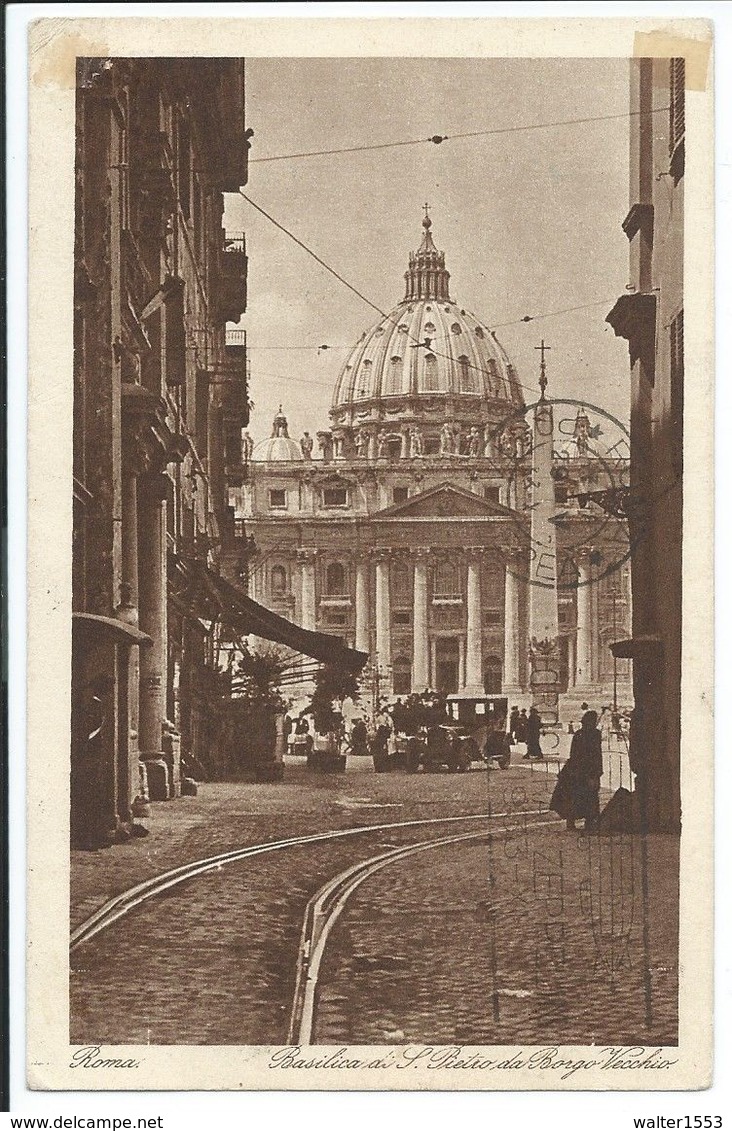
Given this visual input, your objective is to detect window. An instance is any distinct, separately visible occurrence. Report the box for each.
[458,355,473,392]
[392,566,412,606]
[269,488,287,509]
[670,57,685,153]
[271,565,287,596]
[424,353,439,392]
[433,559,461,600]
[322,485,348,508]
[483,609,501,626]
[393,610,411,627]
[392,486,409,505]
[325,561,346,596]
[483,486,500,503]
[387,355,403,395]
[324,610,347,627]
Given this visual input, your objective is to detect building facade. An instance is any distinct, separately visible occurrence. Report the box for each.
[607,57,685,831]
[237,216,632,717]
[72,58,251,846]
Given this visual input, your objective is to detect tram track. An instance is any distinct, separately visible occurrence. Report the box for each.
[70,807,552,953]
[288,815,562,1045]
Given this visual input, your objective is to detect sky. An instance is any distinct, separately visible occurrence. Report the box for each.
[224,57,632,445]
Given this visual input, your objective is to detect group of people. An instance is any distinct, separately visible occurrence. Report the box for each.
[285,693,606,832]
[508,705,545,760]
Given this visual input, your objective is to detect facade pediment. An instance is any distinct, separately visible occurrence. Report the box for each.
[372,482,515,520]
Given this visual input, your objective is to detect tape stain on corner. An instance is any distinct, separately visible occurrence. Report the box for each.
[633,29,712,93]
[29,21,109,92]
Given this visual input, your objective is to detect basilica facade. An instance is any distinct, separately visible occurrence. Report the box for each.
[234,214,632,718]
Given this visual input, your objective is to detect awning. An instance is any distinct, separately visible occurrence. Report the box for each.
[72,612,152,647]
[173,558,369,674]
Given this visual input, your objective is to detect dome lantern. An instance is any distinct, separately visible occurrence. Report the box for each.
[252,404,304,462]
[404,205,452,303]
[330,209,524,431]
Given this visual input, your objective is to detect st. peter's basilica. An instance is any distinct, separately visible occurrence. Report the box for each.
[231,213,631,719]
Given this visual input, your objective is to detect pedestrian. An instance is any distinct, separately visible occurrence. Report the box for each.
[509,706,520,744]
[525,706,544,760]
[517,708,528,744]
[549,709,603,831]
[350,717,368,756]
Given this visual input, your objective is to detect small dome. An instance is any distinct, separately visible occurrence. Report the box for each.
[251,406,304,462]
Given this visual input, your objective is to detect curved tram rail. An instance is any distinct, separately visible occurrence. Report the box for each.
[288,815,562,1045]
[70,808,552,953]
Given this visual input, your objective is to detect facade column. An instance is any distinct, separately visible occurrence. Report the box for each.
[575,549,594,686]
[354,557,370,653]
[591,568,601,683]
[458,636,466,691]
[411,550,429,692]
[400,426,410,458]
[503,548,523,692]
[374,554,392,690]
[367,429,377,461]
[297,548,317,630]
[138,473,168,759]
[464,553,484,694]
[567,633,576,689]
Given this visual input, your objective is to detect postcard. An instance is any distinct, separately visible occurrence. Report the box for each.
[25,14,713,1091]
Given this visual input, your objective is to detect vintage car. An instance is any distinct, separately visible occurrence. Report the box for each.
[441,693,512,770]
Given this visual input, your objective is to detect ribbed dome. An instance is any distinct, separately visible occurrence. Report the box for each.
[251,407,304,462]
[331,213,524,416]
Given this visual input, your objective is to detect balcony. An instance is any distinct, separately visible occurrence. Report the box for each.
[214,231,248,324]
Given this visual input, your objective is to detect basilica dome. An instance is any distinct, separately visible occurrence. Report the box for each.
[251,407,303,462]
[331,213,524,432]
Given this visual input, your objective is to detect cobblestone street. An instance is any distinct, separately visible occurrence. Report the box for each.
[70,748,678,1048]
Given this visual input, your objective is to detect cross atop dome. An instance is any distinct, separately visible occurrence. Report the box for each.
[405,207,451,302]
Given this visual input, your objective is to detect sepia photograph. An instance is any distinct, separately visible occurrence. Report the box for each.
[21,14,715,1095]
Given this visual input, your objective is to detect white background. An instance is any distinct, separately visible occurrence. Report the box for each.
[6,2,731,1127]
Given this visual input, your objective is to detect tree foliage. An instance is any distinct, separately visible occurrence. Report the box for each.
[309,664,360,734]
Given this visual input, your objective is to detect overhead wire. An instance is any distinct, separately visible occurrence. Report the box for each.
[249,106,671,165]
[238,191,619,401]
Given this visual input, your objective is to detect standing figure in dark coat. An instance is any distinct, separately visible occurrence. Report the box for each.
[550,710,604,830]
[509,706,521,744]
[525,707,544,760]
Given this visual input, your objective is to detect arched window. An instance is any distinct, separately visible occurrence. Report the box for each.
[458,355,473,392]
[424,353,439,392]
[325,561,346,596]
[433,559,461,599]
[271,564,287,596]
[357,359,372,399]
[387,355,403,395]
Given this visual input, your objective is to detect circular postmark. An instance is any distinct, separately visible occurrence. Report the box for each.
[487,397,649,592]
